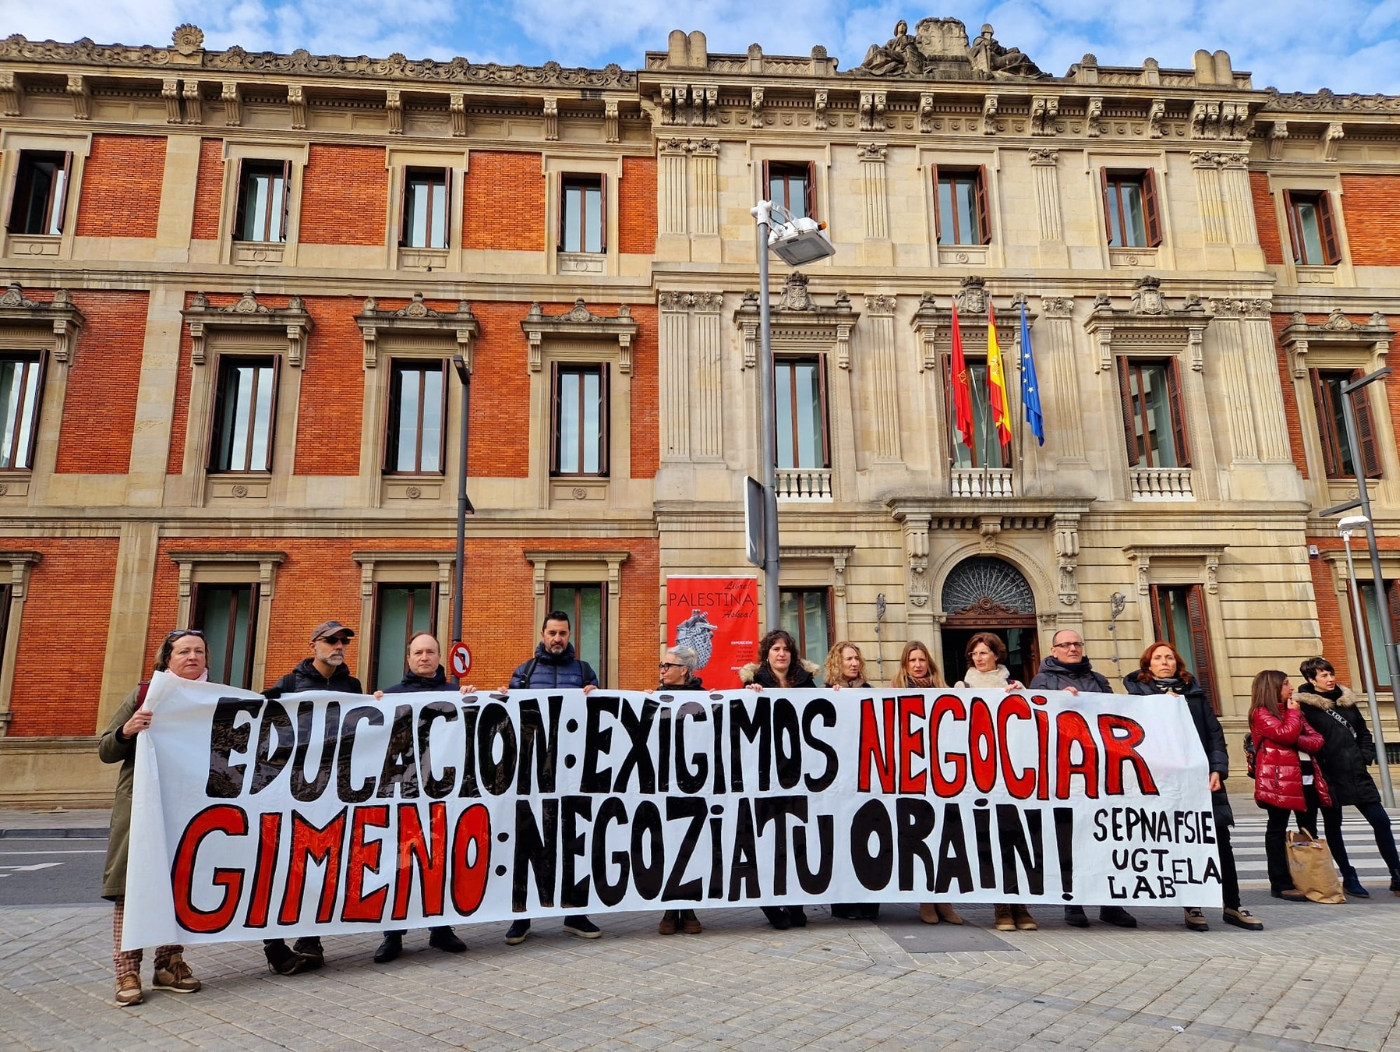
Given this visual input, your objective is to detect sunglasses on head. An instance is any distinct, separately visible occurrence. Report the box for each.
[167,628,204,638]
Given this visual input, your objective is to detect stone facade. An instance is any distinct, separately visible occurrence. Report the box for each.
[1,19,1399,802]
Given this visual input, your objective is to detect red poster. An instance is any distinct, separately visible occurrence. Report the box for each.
[665,576,760,690]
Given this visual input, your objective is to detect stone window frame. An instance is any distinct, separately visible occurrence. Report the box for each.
[179,291,313,507]
[216,139,309,267]
[523,549,628,687]
[1262,171,1354,287]
[0,550,40,734]
[1122,543,1230,709]
[542,152,623,277]
[916,145,1002,267]
[779,545,854,645]
[750,145,829,243]
[0,283,85,505]
[352,550,456,690]
[169,550,285,693]
[0,129,91,263]
[384,145,468,274]
[1084,148,1173,271]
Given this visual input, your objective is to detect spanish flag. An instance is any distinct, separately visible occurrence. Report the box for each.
[986,303,1012,446]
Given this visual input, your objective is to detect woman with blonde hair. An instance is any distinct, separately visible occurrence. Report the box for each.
[892,642,961,925]
[824,641,870,689]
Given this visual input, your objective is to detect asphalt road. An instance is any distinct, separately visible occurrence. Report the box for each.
[0,836,107,907]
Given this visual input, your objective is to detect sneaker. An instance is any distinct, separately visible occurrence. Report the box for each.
[658,910,678,935]
[1011,905,1037,931]
[114,972,143,1007]
[563,915,602,939]
[263,941,312,976]
[1223,907,1263,931]
[428,927,466,953]
[291,937,324,967]
[762,906,791,930]
[918,903,940,925]
[680,910,703,935]
[373,933,402,963]
[1099,906,1137,928]
[993,904,1016,931]
[1183,907,1209,932]
[1064,906,1089,928]
[151,954,201,993]
[504,920,532,945]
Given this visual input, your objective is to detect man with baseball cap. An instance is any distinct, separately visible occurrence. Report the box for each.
[261,619,365,975]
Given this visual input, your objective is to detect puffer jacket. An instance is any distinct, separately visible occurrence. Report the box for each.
[1028,656,1112,694]
[264,657,363,698]
[739,659,820,688]
[1252,704,1331,811]
[1124,672,1232,823]
[1296,682,1381,808]
[383,666,449,693]
[509,643,598,690]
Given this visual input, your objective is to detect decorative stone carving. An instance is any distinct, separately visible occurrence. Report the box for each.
[919,92,934,133]
[775,272,816,312]
[221,81,241,126]
[1148,98,1165,138]
[1086,95,1103,137]
[1324,121,1344,160]
[521,300,637,375]
[543,95,558,139]
[0,70,21,117]
[733,281,858,371]
[0,284,84,364]
[970,23,1044,78]
[814,89,829,130]
[658,292,723,312]
[910,293,939,372]
[1054,514,1080,606]
[1030,95,1059,135]
[287,84,306,129]
[161,78,181,123]
[857,18,1042,81]
[67,74,89,120]
[172,24,205,55]
[982,93,998,133]
[605,99,619,142]
[1279,310,1393,378]
[355,293,479,371]
[1131,275,1167,315]
[449,92,466,136]
[1040,295,1073,318]
[1027,146,1057,166]
[183,291,312,368]
[182,78,202,123]
[859,91,886,131]
[955,275,989,315]
[1085,277,1211,373]
[750,86,763,123]
[385,88,403,133]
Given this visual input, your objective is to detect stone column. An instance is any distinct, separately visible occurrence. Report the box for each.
[858,143,888,240]
[693,293,724,458]
[659,139,688,235]
[864,295,901,461]
[1028,147,1062,240]
[1243,300,1293,463]
[658,293,691,460]
[1219,152,1255,246]
[1210,302,1260,463]
[1192,151,1227,243]
[900,512,933,637]
[691,140,718,235]
[1039,295,1084,459]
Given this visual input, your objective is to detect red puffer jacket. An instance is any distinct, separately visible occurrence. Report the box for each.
[1252,705,1331,810]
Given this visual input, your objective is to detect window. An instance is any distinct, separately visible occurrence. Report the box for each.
[234,161,289,243]
[934,166,990,246]
[372,584,435,692]
[944,358,1012,469]
[385,360,446,474]
[549,583,605,681]
[1101,170,1161,248]
[764,162,815,220]
[6,151,71,236]
[210,357,277,473]
[551,363,609,476]
[401,168,450,249]
[1311,369,1381,479]
[1117,358,1189,468]
[560,175,605,253]
[0,354,43,470]
[774,357,829,469]
[194,584,258,690]
[1284,190,1340,266]
[1149,584,1219,711]
[780,588,831,668]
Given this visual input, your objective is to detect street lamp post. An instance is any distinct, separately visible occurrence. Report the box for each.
[1339,514,1395,808]
[748,200,835,633]
[450,353,473,683]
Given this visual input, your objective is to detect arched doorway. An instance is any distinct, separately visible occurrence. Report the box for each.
[940,556,1040,686]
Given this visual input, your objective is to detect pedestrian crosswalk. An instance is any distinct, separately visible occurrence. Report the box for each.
[1230,807,1400,891]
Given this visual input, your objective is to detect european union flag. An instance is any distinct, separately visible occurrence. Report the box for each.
[1019,300,1044,446]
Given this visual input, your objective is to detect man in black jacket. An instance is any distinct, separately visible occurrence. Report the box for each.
[1029,630,1135,929]
[371,632,469,962]
[261,620,365,974]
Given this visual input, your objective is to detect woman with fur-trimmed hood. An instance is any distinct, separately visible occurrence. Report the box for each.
[1296,657,1400,896]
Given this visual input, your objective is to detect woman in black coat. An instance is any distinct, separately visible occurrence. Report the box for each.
[1124,641,1261,931]
[1296,657,1400,896]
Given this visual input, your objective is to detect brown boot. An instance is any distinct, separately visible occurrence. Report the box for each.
[115,972,143,1007]
[919,902,940,924]
[993,904,1015,931]
[935,902,963,925]
[658,910,678,935]
[680,909,702,934]
[1011,905,1037,931]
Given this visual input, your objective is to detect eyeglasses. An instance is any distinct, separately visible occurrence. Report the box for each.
[321,635,351,646]
[659,662,686,671]
[1053,642,1084,650]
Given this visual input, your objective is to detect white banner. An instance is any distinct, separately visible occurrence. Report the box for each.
[122,673,1222,948]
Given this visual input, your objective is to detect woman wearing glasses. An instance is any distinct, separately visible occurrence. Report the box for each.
[98,629,209,1006]
[654,646,705,934]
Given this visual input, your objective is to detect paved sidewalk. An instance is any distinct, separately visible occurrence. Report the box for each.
[3,892,1400,1051]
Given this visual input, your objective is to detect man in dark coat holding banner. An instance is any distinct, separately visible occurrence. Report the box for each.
[371,632,469,963]
[1029,629,1137,930]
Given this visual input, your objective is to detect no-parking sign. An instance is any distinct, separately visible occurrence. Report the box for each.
[448,641,471,678]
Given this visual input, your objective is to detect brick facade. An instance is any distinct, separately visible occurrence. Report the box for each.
[292,296,366,476]
[298,144,387,246]
[190,137,224,241]
[1341,175,1400,266]
[462,152,544,251]
[74,135,165,238]
[619,156,657,254]
[1250,172,1285,266]
[53,290,149,474]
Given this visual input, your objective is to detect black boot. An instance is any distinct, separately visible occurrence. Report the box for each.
[428,927,467,953]
[761,906,791,930]
[1342,866,1370,897]
[373,933,402,963]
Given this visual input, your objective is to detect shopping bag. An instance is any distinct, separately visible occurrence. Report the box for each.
[1286,831,1346,903]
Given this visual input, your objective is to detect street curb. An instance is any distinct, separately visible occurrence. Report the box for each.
[0,828,107,839]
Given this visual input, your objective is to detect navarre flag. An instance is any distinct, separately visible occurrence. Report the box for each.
[986,303,1012,446]
[950,301,973,449]
[1019,299,1045,446]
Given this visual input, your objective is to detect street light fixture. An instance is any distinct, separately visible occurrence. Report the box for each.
[1338,513,1395,807]
[750,200,836,632]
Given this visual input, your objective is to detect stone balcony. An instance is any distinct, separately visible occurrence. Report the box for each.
[1130,467,1194,500]
[951,468,1013,498]
[776,468,832,500]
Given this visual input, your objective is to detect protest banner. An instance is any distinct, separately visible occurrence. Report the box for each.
[122,673,1221,948]
[664,576,759,690]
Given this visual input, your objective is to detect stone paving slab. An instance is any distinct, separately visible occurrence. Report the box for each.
[1,893,1399,1050]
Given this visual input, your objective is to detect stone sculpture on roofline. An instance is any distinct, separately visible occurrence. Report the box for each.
[858,17,1046,80]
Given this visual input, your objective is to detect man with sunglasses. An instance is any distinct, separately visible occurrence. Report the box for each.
[1029,629,1135,930]
[260,620,364,975]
